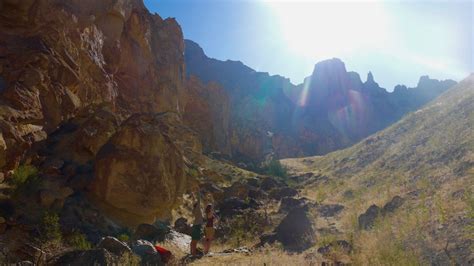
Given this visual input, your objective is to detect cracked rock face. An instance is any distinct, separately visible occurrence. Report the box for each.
[0,0,185,173]
[90,113,187,225]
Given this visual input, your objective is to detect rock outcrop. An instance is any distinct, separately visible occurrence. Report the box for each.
[358,196,405,230]
[0,0,203,227]
[261,205,315,252]
[183,76,231,156]
[0,0,185,174]
[90,113,187,225]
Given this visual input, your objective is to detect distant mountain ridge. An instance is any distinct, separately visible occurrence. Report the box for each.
[184,39,457,164]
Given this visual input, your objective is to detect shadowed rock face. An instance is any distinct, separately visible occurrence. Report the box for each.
[185,40,457,162]
[0,0,193,226]
[183,76,232,156]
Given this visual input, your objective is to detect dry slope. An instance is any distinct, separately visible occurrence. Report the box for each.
[282,74,474,265]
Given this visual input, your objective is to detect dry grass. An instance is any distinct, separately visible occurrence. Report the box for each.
[280,76,474,264]
[188,246,323,266]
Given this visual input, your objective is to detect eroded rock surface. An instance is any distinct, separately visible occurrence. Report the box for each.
[90,113,187,225]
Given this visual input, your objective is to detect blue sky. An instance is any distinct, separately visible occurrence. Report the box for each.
[145,0,473,91]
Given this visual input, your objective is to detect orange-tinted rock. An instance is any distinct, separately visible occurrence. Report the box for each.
[0,0,185,173]
[46,106,120,164]
[90,113,187,225]
[183,76,231,155]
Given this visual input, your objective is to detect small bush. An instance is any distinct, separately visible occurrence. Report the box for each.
[66,231,92,250]
[40,211,62,244]
[118,253,141,265]
[10,165,41,196]
[219,210,267,247]
[118,233,130,243]
[10,165,38,186]
[266,159,288,179]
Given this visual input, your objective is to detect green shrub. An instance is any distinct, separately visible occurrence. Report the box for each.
[219,210,267,247]
[66,231,92,250]
[10,165,38,186]
[40,211,62,244]
[118,253,141,265]
[10,165,41,195]
[266,159,288,179]
[118,233,130,242]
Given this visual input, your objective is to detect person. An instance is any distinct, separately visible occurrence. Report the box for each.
[203,204,218,254]
[190,194,203,256]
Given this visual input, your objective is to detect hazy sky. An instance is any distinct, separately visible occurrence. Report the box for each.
[145,0,473,91]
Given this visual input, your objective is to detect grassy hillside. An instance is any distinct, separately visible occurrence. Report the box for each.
[282,74,474,264]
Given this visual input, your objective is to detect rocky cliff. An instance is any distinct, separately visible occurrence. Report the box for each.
[185,41,457,163]
[0,0,196,226]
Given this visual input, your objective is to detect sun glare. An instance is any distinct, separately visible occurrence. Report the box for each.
[267,1,390,61]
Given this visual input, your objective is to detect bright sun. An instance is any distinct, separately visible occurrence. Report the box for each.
[267,1,390,60]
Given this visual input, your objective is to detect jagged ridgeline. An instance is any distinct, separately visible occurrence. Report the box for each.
[185,39,456,163]
[0,0,470,264]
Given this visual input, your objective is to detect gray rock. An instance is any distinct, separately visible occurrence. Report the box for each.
[98,236,131,256]
[133,224,168,243]
[358,205,380,230]
[382,196,404,214]
[270,206,315,252]
[141,252,163,266]
[174,217,191,236]
[131,239,157,257]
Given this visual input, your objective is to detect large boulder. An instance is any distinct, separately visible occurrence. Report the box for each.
[263,206,315,252]
[90,113,187,225]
